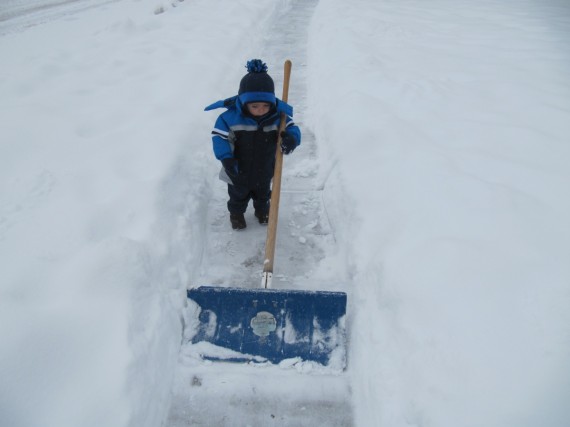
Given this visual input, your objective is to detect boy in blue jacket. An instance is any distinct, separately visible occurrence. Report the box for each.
[205,59,301,230]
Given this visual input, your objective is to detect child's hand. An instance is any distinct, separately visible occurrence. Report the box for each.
[280,131,297,155]
[222,158,239,176]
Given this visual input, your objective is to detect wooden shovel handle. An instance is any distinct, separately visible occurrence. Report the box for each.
[263,60,292,284]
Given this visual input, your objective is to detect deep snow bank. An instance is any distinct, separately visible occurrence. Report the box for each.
[0,0,279,426]
[308,0,570,426]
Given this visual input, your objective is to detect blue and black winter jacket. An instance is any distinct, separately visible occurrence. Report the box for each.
[205,94,301,187]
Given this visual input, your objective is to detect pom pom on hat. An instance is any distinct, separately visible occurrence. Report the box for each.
[246,59,269,73]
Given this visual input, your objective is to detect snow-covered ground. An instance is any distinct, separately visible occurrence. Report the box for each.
[1,0,570,426]
[308,1,570,426]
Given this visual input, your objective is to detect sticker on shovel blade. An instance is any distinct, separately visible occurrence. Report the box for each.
[250,311,277,337]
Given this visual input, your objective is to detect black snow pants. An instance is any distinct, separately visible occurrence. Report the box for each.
[227,181,270,215]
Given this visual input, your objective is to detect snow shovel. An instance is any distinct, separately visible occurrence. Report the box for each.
[188,60,347,367]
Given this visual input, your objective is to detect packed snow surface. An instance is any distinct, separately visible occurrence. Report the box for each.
[1,0,569,426]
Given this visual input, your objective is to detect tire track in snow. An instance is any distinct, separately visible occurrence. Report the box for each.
[0,0,120,34]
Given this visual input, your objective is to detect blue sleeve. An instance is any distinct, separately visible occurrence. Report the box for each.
[212,115,233,160]
[285,117,301,147]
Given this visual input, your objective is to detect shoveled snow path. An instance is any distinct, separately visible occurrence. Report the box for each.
[165,0,353,425]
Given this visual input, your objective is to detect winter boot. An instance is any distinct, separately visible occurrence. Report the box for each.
[230,213,246,230]
[255,210,269,225]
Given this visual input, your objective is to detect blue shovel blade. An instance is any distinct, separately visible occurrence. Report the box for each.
[187,286,347,367]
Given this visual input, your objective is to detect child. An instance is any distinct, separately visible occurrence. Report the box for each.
[205,59,301,230]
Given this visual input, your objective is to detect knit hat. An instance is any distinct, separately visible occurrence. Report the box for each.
[238,59,276,106]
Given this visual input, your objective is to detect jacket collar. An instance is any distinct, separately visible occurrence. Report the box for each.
[205,95,293,117]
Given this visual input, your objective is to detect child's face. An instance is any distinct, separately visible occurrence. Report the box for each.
[246,102,271,117]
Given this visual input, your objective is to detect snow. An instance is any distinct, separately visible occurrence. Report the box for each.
[1,0,570,426]
[308,1,570,425]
